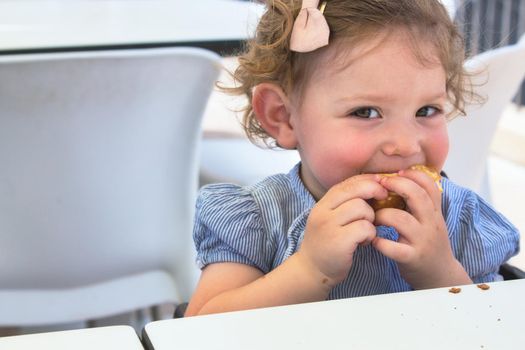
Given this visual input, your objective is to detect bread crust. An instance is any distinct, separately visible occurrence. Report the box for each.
[368,165,441,211]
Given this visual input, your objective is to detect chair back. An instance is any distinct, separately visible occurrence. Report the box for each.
[444,34,525,199]
[0,47,221,322]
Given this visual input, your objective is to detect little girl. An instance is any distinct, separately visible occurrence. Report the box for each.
[185,0,520,316]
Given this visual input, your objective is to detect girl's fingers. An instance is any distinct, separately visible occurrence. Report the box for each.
[372,237,413,263]
[340,219,377,247]
[399,168,442,209]
[379,175,435,221]
[374,208,419,243]
[321,174,388,210]
[331,198,376,226]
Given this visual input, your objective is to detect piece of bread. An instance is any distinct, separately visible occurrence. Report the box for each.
[369,165,442,211]
[409,164,443,191]
[370,191,407,211]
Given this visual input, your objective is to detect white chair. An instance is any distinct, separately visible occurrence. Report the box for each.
[444,33,525,201]
[200,136,300,186]
[0,47,221,327]
[199,55,301,187]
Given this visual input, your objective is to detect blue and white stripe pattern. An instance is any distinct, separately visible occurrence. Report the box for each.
[193,163,520,299]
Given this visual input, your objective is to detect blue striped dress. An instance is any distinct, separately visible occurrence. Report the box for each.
[193,163,520,299]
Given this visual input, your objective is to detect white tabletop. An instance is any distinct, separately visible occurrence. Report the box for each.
[0,326,144,350]
[0,0,264,54]
[144,279,525,350]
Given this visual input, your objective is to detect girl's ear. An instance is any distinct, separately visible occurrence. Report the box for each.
[252,83,298,149]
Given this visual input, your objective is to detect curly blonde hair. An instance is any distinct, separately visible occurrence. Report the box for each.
[225,0,474,147]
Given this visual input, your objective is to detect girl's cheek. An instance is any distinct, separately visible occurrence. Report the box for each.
[429,128,450,169]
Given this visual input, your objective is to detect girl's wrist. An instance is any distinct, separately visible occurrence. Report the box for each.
[408,258,472,290]
[441,258,472,286]
[291,251,337,294]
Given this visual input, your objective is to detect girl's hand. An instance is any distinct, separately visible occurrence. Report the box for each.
[372,169,471,289]
[297,174,388,288]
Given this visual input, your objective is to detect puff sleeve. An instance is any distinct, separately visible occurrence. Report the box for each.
[445,180,520,283]
[193,183,272,273]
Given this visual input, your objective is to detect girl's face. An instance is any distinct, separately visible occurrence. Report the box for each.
[289,31,449,200]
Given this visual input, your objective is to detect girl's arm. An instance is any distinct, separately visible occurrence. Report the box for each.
[187,174,387,316]
[185,253,331,316]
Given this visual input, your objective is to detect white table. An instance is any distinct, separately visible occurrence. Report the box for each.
[0,0,264,55]
[0,326,144,350]
[143,279,525,350]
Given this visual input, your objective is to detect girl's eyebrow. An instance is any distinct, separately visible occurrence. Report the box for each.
[425,91,448,100]
[335,91,447,103]
[334,94,395,103]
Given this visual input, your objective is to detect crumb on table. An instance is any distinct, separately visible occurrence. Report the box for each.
[477,283,490,290]
[449,287,461,294]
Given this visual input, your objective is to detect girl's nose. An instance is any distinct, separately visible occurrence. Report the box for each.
[381,124,422,157]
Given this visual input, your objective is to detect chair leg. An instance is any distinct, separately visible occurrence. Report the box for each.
[499,263,525,280]
[151,305,162,321]
[173,302,188,318]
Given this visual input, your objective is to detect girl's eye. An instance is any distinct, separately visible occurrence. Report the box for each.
[350,107,380,119]
[416,106,441,117]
